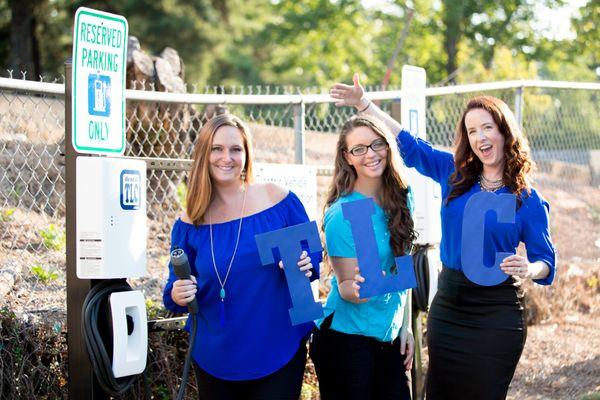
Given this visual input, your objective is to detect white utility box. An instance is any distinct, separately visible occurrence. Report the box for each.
[401,65,442,245]
[76,157,147,279]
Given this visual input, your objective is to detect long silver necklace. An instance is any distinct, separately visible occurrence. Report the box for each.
[208,185,247,326]
[478,174,504,192]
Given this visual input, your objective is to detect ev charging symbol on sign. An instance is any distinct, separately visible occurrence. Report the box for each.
[88,74,111,117]
[120,170,141,210]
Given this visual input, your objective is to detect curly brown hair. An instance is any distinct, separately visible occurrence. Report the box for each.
[324,115,416,256]
[447,96,534,204]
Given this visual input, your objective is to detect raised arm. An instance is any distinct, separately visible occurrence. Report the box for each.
[330,73,402,135]
[331,73,455,184]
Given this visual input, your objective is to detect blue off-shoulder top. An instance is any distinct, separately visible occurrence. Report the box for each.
[163,191,321,380]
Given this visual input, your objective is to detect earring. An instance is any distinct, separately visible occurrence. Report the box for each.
[241,169,246,181]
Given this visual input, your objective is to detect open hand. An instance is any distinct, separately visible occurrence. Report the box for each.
[330,72,366,108]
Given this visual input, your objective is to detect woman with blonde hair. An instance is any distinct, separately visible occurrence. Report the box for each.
[163,113,321,399]
[310,114,416,400]
[331,74,556,399]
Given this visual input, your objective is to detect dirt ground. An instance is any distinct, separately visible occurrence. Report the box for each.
[508,314,600,399]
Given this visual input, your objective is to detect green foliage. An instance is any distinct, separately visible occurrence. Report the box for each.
[176,181,187,208]
[30,264,59,284]
[0,0,598,87]
[590,205,600,225]
[581,393,600,400]
[0,208,15,222]
[39,224,66,251]
[572,0,600,78]
[145,298,169,320]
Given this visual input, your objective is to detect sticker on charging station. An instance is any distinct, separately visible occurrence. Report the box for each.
[120,170,142,210]
[79,231,103,274]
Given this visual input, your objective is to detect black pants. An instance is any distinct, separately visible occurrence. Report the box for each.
[426,267,526,400]
[194,341,307,400]
[310,316,411,400]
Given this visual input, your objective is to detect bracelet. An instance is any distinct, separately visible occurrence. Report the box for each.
[357,99,371,113]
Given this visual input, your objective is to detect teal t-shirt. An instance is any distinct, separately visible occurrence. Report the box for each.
[317,189,414,342]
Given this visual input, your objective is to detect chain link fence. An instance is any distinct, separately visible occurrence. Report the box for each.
[1,76,599,316]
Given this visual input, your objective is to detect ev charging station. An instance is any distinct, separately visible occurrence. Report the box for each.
[66,7,149,398]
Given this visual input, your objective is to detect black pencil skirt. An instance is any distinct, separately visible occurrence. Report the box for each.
[426,267,527,400]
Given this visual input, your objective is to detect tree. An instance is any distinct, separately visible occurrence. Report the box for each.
[439,0,563,83]
[572,0,600,80]
[8,0,42,79]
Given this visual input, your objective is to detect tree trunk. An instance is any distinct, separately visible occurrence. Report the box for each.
[442,0,463,83]
[9,0,41,79]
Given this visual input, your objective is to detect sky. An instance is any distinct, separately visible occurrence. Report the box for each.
[531,0,588,40]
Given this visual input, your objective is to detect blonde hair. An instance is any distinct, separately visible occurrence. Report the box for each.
[186,114,254,225]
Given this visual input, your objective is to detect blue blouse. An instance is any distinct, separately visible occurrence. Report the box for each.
[162,191,322,380]
[317,190,414,342]
[396,129,556,285]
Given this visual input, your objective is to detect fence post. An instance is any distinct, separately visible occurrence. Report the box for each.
[514,86,524,128]
[293,101,305,164]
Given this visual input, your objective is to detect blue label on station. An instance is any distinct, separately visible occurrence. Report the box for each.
[120,170,141,210]
[88,74,111,117]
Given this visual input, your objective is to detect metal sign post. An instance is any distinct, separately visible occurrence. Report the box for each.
[65,60,108,400]
[66,6,129,398]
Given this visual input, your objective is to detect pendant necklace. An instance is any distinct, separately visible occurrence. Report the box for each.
[208,184,247,326]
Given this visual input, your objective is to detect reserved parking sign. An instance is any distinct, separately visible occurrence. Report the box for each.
[72,7,128,155]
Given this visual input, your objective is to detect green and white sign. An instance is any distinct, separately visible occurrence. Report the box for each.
[72,7,128,155]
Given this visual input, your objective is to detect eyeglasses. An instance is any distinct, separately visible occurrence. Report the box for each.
[345,139,388,157]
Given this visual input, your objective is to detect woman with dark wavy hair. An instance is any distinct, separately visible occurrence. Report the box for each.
[331,74,556,400]
[310,115,416,400]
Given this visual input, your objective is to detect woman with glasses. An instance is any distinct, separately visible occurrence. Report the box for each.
[309,115,416,400]
[331,74,556,400]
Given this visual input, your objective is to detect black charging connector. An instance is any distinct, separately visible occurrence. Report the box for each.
[170,248,199,400]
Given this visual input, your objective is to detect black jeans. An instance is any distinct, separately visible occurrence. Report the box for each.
[194,341,307,400]
[309,316,411,400]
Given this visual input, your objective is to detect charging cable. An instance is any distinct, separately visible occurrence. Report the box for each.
[412,245,430,312]
[170,248,199,400]
[81,279,137,396]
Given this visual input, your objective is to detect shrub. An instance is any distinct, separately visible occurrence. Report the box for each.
[39,224,66,251]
